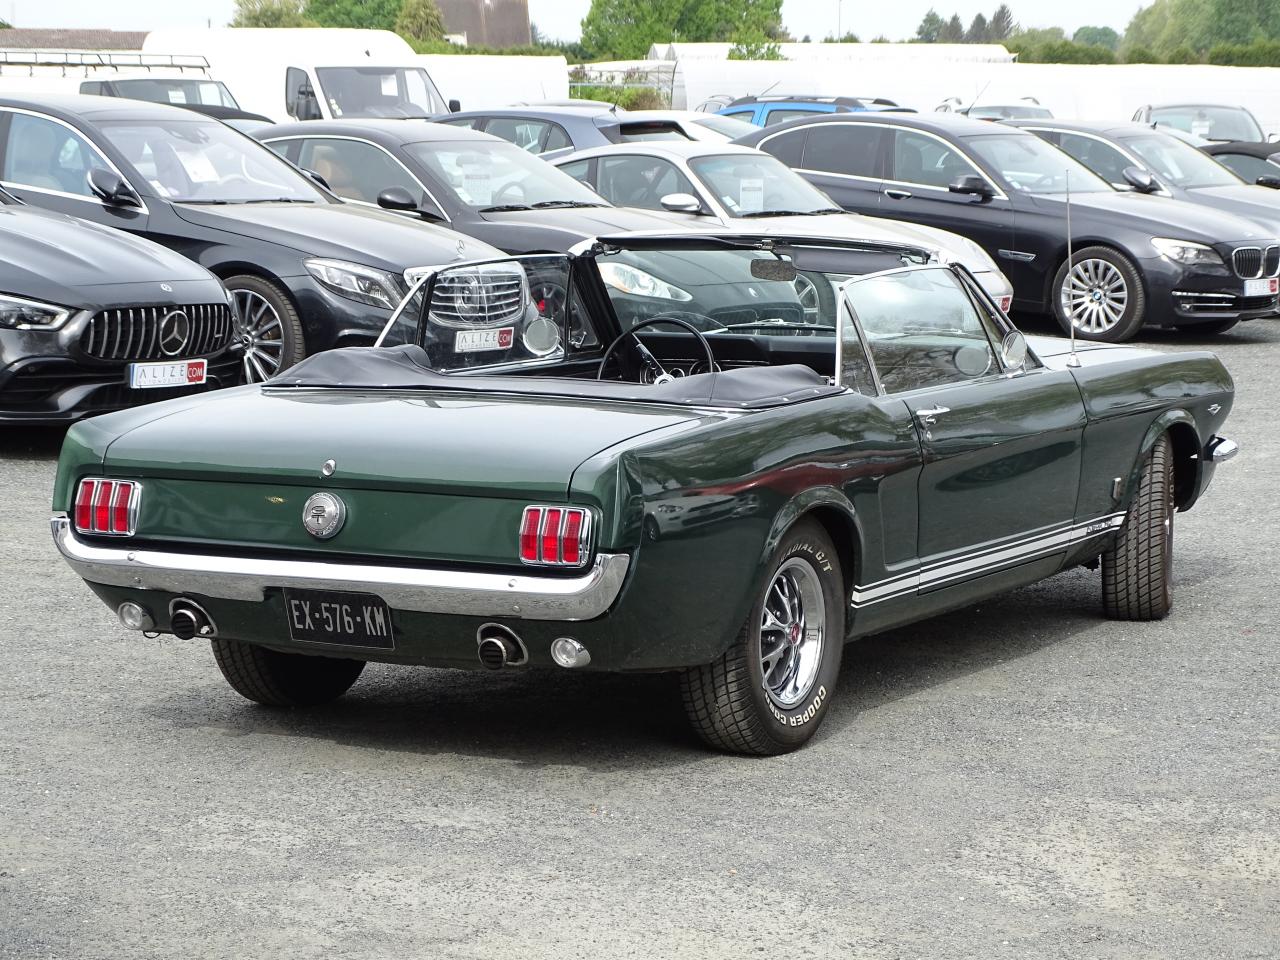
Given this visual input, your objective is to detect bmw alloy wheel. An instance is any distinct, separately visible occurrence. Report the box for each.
[1062,258,1130,334]
[794,273,822,323]
[759,557,826,708]
[232,289,286,382]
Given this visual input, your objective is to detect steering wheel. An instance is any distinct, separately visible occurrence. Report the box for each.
[597,315,717,384]
[492,181,527,205]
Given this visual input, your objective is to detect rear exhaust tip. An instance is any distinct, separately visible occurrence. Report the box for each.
[476,623,527,670]
[169,599,217,640]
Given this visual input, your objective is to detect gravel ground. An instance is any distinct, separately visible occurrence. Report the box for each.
[1,316,1277,960]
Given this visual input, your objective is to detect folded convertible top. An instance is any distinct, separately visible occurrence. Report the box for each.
[271,345,841,409]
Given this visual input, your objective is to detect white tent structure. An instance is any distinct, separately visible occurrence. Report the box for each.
[417,54,568,109]
[649,42,1016,63]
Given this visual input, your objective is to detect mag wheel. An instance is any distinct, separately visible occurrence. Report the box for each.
[226,275,305,382]
[680,520,844,755]
[1052,246,1146,343]
[211,637,365,707]
[1103,434,1174,621]
[794,271,835,325]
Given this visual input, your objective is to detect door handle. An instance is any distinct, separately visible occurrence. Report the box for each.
[884,188,912,200]
[914,405,950,425]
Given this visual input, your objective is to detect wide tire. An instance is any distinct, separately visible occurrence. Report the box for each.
[1051,246,1147,343]
[680,520,845,756]
[225,275,306,383]
[1103,434,1174,621]
[211,637,365,707]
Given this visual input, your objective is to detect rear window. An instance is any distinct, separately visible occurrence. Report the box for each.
[802,124,884,178]
[618,122,691,143]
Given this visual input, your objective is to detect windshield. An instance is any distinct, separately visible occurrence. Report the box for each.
[968,104,1052,120]
[689,153,838,217]
[315,66,447,119]
[98,120,324,203]
[966,133,1113,194]
[1150,106,1263,142]
[111,78,239,109]
[1122,133,1244,188]
[405,139,605,210]
[690,114,759,140]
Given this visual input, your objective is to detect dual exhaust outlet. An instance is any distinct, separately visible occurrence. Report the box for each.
[477,624,590,670]
[116,598,216,639]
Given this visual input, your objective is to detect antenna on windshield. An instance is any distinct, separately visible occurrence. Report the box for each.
[1065,169,1081,368]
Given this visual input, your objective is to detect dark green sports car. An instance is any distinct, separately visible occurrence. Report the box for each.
[51,233,1239,754]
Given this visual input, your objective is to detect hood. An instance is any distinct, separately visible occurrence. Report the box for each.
[480,205,685,240]
[1185,184,1280,235]
[0,205,220,308]
[1028,191,1274,245]
[171,201,502,272]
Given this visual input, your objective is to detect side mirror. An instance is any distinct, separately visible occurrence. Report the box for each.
[659,192,705,214]
[87,167,141,208]
[1122,165,1158,193]
[948,174,994,198]
[1256,175,1280,189]
[302,168,330,191]
[1000,329,1028,370]
[377,186,445,222]
[448,99,461,113]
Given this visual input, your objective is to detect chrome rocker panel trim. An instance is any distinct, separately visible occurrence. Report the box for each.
[51,516,629,622]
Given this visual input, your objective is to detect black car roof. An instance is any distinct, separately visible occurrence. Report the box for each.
[1005,119,1165,138]
[741,110,1018,139]
[0,92,212,123]
[255,119,501,147]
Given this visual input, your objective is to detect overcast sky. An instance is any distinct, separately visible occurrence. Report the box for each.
[6,0,1148,42]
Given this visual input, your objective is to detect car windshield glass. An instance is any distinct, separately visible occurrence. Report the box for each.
[689,153,837,216]
[315,66,447,119]
[966,133,1113,193]
[97,119,324,203]
[1150,106,1263,142]
[111,78,239,109]
[690,115,759,140]
[1122,133,1243,188]
[404,139,605,209]
[968,104,1052,119]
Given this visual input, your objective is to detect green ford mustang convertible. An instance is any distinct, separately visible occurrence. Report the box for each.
[51,233,1239,754]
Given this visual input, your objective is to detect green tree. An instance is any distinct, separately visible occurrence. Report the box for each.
[395,0,444,42]
[915,9,945,42]
[729,28,783,59]
[966,12,989,42]
[581,0,782,61]
[1165,43,1199,62]
[305,0,401,31]
[232,0,314,27]
[988,4,1015,40]
[1072,25,1120,49]
[824,31,860,42]
[939,13,965,41]
[1123,44,1159,62]
[0,18,10,27]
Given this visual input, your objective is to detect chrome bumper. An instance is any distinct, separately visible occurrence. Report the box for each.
[51,516,629,621]
[1206,435,1239,463]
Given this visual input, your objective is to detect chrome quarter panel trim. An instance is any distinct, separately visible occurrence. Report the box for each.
[51,516,630,621]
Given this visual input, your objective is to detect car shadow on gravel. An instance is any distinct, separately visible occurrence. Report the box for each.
[0,426,69,459]
[143,568,1129,767]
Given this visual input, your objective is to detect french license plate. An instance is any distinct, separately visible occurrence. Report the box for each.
[455,327,514,353]
[1243,277,1279,297]
[129,359,207,389]
[284,588,395,648]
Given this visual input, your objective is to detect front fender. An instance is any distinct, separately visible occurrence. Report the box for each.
[1129,408,1204,512]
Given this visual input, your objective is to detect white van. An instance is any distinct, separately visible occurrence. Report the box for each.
[0,50,241,107]
[142,28,458,124]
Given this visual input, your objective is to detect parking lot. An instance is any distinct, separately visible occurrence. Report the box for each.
[2,314,1277,960]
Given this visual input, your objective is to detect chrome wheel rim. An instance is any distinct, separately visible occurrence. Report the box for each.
[794,273,822,323]
[231,289,285,383]
[1062,258,1128,334]
[759,557,826,709]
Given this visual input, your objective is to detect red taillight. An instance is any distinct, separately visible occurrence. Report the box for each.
[73,478,140,536]
[519,505,592,568]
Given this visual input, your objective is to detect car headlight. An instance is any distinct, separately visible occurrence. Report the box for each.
[598,262,692,301]
[305,258,404,310]
[0,293,71,330]
[1151,238,1224,267]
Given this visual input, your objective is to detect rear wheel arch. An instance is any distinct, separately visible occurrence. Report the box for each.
[761,488,861,613]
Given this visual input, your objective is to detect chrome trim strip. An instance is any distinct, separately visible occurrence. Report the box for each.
[51,516,629,622]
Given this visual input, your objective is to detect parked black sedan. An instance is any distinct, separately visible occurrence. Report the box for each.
[1010,120,1280,232]
[0,188,237,423]
[0,94,502,380]
[739,113,1280,340]
[255,120,683,253]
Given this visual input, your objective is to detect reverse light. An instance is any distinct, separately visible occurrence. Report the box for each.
[73,478,141,537]
[519,505,593,567]
[598,262,693,301]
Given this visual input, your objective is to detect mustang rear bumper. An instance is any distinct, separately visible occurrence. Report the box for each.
[51,516,630,622]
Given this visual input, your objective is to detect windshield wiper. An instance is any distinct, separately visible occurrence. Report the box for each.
[738,209,833,218]
[809,207,846,215]
[479,203,534,212]
[530,200,608,209]
[241,198,319,204]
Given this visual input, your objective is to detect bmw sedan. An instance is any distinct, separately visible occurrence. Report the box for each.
[551,139,1014,314]
[0,94,502,380]
[739,113,1280,340]
[1011,120,1280,232]
[254,120,684,254]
